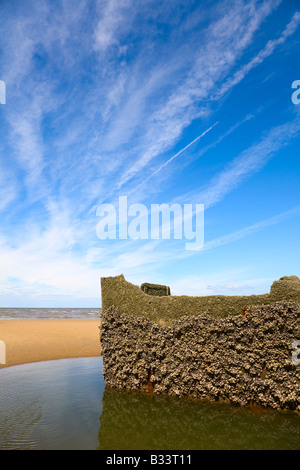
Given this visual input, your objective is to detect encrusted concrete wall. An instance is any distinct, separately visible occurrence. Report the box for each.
[101,274,300,324]
[100,275,300,410]
[141,282,171,297]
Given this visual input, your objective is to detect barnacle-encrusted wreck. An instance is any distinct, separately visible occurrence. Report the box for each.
[100,274,300,410]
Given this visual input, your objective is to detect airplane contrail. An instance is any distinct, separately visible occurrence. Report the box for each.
[128,121,219,195]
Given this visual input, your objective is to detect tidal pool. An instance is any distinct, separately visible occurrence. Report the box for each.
[0,357,299,450]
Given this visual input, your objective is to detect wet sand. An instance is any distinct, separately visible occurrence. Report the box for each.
[0,319,101,369]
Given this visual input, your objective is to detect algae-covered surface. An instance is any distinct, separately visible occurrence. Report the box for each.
[140,282,171,297]
[100,275,300,410]
[101,274,300,325]
[100,302,300,409]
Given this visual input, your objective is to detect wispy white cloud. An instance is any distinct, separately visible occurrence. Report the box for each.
[0,169,18,211]
[93,0,134,53]
[2,0,287,210]
[126,111,259,202]
[203,205,300,252]
[213,11,300,100]
[1,0,299,306]
[128,121,219,196]
[0,208,100,299]
[170,274,274,296]
[0,191,298,305]
[113,0,284,189]
[182,111,300,208]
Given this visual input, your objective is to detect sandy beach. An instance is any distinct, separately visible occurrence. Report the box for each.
[0,319,101,369]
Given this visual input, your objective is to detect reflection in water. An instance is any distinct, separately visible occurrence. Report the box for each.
[98,388,300,450]
[0,357,299,450]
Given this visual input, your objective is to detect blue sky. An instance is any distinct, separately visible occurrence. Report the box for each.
[0,0,300,307]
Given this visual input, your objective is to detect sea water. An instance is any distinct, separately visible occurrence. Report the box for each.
[0,357,299,450]
[0,308,100,320]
